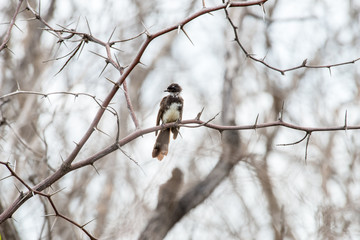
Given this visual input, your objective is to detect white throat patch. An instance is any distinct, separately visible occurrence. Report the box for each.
[170,92,180,97]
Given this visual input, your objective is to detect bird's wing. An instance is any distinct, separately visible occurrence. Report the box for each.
[179,96,184,121]
[155,96,167,135]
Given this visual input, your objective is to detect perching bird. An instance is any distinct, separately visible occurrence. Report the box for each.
[152,83,184,160]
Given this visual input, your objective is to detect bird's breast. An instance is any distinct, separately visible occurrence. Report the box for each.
[162,102,182,123]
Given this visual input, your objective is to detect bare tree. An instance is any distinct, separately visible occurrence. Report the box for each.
[1,0,360,239]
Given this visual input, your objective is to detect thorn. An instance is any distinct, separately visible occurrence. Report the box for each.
[276,132,308,147]
[14,184,22,194]
[304,132,311,164]
[49,187,67,197]
[105,77,118,86]
[75,16,80,30]
[56,22,74,31]
[344,110,348,130]
[44,95,51,104]
[43,213,56,217]
[108,27,116,43]
[99,62,109,77]
[114,54,125,72]
[141,21,151,37]
[91,163,100,175]
[177,131,183,139]
[226,1,231,10]
[94,126,110,137]
[13,160,16,172]
[6,46,15,55]
[89,50,107,59]
[260,3,266,21]
[261,53,267,62]
[279,101,285,121]
[196,107,205,120]
[302,58,308,66]
[199,112,219,126]
[14,23,23,33]
[114,54,120,66]
[82,218,96,228]
[181,28,194,46]
[21,17,37,22]
[50,217,58,231]
[38,0,41,16]
[78,40,86,59]
[202,0,206,8]
[0,175,12,181]
[260,3,266,14]
[177,25,181,35]
[110,45,123,52]
[16,80,21,91]
[138,61,146,67]
[11,216,18,222]
[59,154,64,163]
[328,66,332,76]
[73,141,79,146]
[254,113,259,130]
[55,42,82,75]
[85,17,92,36]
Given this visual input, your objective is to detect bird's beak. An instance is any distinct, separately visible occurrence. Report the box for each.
[164,89,168,92]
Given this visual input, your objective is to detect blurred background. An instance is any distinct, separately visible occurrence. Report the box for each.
[1,0,360,239]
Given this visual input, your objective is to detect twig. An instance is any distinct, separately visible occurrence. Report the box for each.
[0,0,25,52]
[122,80,140,129]
[277,132,309,146]
[0,90,102,107]
[223,4,360,75]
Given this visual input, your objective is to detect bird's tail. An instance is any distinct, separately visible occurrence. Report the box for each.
[152,128,171,160]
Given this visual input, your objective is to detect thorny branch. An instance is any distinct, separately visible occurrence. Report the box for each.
[17,0,271,167]
[1,0,270,229]
[2,114,360,222]
[0,0,24,52]
[223,2,360,75]
[122,80,140,129]
[0,90,102,106]
[0,161,97,240]
[1,0,360,238]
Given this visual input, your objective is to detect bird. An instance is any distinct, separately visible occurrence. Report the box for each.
[152,83,184,160]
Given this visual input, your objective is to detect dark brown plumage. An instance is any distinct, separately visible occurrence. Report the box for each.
[152,83,184,160]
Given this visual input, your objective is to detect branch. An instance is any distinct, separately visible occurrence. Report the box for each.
[223,4,360,75]
[0,1,269,226]
[122,80,140,129]
[0,0,24,52]
[72,117,360,171]
[0,90,98,101]
[1,116,360,224]
[0,160,97,239]
[34,0,269,169]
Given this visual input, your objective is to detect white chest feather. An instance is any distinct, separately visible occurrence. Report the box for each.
[162,102,182,123]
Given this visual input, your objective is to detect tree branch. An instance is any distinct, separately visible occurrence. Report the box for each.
[0,0,24,52]
[2,115,359,224]
[223,4,360,75]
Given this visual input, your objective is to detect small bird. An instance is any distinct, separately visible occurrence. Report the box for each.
[152,83,184,160]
